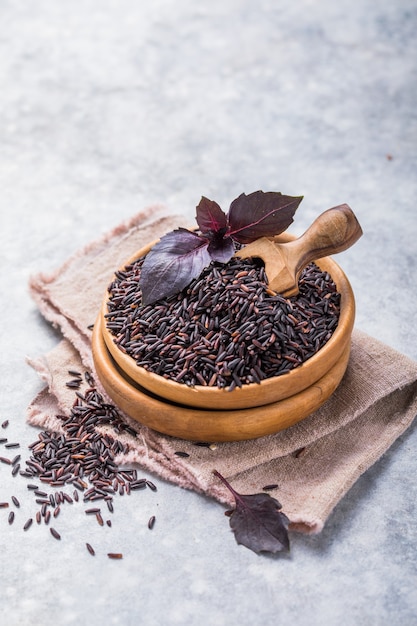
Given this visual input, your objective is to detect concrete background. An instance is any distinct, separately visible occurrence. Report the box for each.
[1,1,416,624]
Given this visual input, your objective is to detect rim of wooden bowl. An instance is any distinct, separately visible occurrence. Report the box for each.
[99,235,355,410]
[92,314,351,442]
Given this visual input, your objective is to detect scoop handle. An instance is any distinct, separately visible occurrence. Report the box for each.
[278,204,363,283]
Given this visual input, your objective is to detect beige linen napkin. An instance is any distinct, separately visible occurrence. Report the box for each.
[27,207,417,533]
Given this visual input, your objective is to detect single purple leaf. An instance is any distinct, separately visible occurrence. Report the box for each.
[139,229,211,305]
[207,235,235,264]
[213,470,290,554]
[196,196,228,235]
[227,190,303,244]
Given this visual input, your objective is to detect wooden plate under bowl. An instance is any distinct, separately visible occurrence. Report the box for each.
[92,313,351,442]
[99,237,355,410]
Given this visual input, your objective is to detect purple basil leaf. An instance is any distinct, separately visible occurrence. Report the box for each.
[227,190,303,244]
[213,470,290,554]
[229,492,290,554]
[139,229,211,305]
[207,235,235,263]
[196,196,228,236]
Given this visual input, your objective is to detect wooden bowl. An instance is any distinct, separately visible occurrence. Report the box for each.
[92,314,351,442]
[91,234,356,441]
[98,237,355,410]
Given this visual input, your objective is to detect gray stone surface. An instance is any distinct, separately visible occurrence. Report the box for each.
[1,1,416,624]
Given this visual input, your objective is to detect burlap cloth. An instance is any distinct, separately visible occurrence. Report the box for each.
[27,207,417,533]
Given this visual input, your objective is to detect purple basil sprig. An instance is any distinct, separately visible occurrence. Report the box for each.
[213,469,290,554]
[140,190,303,305]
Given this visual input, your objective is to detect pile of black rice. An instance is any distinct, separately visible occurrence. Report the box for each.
[0,372,159,558]
[105,256,341,390]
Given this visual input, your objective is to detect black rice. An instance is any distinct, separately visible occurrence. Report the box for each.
[68,370,82,378]
[85,371,95,387]
[105,256,340,389]
[2,368,159,558]
[66,380,82,389]
[50,527,61,540]
[262,484,279,491]
[22,385,148,512]
[11,464,20,476]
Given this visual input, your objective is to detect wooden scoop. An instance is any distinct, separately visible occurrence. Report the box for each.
[235,203,362,297]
